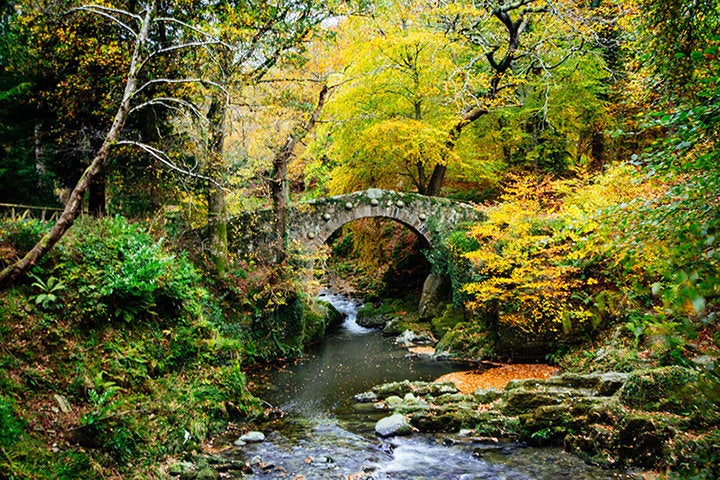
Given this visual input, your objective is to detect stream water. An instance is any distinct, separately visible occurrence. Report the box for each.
[219,291,630,479]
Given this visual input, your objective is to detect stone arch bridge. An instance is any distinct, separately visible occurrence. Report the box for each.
[228,188,481,256]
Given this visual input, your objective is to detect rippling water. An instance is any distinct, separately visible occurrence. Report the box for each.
[221,291,631,480]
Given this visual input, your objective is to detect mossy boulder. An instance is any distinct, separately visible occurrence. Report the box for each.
[500,386,574,415]
[408,404,482,432]
[616,415,674,468]
[418,272,452,321]
[619,366,700,414]
[543,372,628,395]
[435,322,493,360]
[356,312,390,329]
[369,380,458,398]
[472,388,503,404]
[430,304,467,338]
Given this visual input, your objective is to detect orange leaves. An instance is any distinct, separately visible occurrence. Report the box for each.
[435,363,559,393]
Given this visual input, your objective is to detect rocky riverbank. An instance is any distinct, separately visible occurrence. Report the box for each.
[356,365,720,474]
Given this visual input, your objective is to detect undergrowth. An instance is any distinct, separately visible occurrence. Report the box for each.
[0,216,271,478]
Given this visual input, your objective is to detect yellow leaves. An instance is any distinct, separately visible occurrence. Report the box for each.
[460,175,595,334]
[326,118,452,194]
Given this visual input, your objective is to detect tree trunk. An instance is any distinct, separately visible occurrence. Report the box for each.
[271,147,290,263]
[0,0,157,290]
[425,164,446,197]
[425,106,489,196]
[270,83,330,262]
[589,128,605,172]
[206,93,229,274]
[88,168,106,217]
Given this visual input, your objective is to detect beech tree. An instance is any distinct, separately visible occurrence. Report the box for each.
[315,0,603,196]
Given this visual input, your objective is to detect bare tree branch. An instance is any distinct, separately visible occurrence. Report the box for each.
[129,97,206,121]
[116,140,223,187]
[133,77,228,97]
[155,16,233,50]
[68,4,140,37]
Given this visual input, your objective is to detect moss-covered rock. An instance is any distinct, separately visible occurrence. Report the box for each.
[408,404,482,432]
[369,380,458,398]
[435,322,493,360]
[619,366,700,414]
[430,304,467,339]
[500,387,574,415]
[472,388,503,404]
[616,414,674,468]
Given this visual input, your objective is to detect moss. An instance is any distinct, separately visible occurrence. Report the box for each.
[303,297,343,345]
[435,321,493,359]
[430,304,467,338]
[619,366,701,414]
[671,428,720,478]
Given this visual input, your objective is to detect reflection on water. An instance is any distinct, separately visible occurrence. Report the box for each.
[257,290,460,416]
[234,291,630,480]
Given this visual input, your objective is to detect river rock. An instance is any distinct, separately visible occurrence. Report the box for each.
[239,431,265,443]
[418,272,452,320]
[375,413,412,437]
[168,461,195,476]
[394,329,435,346]
[472,388,502,404]
[541,372,628,396]
[356,312,389,328]
[195,467,219,480]
[500,387,571,415]
[371,380,458,398]
[353,391,378,403]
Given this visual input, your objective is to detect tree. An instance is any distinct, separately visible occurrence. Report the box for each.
[314,0,605,196]
[177,1,342,272]
[318,3,462,194]
[270,82,331,260]
[0,0,220,288]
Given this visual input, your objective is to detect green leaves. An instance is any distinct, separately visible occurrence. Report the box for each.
[29,273,66,310]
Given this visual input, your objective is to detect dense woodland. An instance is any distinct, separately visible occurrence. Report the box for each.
[0,0,718,478]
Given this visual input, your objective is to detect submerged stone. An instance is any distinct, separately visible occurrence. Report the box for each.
[375,413,412,437]
[239,431,265,443]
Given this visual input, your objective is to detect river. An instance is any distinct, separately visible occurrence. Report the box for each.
[219,291,630,479]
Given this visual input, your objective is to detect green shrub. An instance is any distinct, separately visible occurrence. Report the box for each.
[46,216,201,324]
[0,396,24,451]
[0,219,50,262]
[672,428,720,480]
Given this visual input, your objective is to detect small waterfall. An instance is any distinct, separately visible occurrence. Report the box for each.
[318,289,371,334]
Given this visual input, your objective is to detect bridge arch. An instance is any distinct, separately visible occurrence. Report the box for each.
[287,189,440,250]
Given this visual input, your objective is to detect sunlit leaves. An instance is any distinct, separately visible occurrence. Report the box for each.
[462,175,590,335]
[327,118,453,193]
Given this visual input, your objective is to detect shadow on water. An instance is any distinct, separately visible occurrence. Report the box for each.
[221,291,632,480]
